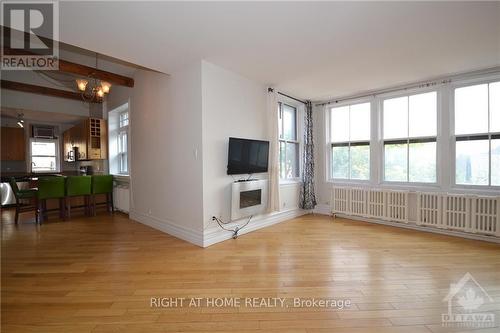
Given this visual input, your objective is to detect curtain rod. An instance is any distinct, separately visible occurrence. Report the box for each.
[268,88,307,104]
[314,66,500,107]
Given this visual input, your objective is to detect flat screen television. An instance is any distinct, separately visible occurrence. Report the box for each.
[227,137,269,175]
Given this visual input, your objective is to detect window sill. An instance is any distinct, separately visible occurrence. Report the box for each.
[449,185,500,196]
[327,179,370,186]
[112,174,130,182]
[280,179,302,186]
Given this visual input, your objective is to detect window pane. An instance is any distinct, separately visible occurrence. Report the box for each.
[332,146,349,179]
[330,106,349,142]
[285,142,299,178]
[32,141,55,156]
[120,153,128,173]
[490,82,500,133]
[282,104,296,141]
[409,141,436,183]
[455,84,488,135]
[491,139,500,186]
[278,104,283,139]
[119,112,129,128]
[383,96,408,139]
[119,132,128,154]
[384,143,407,181]
[349,103,370,141]
[31,156,57,172]
[279,141,285,179]
[350,144,370,180]
[409,92,437,137]
[455,139,489,185]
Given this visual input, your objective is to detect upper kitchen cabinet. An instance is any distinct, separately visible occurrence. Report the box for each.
[63,118,107,161]
[1,127,25,161]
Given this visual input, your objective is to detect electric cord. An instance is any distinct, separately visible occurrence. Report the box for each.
[212,215,253,239]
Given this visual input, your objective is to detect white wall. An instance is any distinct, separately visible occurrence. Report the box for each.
[201,61,303,246]
[125,64,205,244]
[103,60,304,247]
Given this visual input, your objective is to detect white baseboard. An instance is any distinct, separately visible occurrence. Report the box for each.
[333,213,500,244]
[313,204,331,216]
[129,210,204,247]
[203,208,307,247]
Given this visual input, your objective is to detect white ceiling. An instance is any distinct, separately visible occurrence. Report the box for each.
[54,1,500,100]
[1,107,85,124]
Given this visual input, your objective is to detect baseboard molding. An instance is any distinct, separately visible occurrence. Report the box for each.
[203,208,307,247]
[129,210,204,247]
[334,213,500,244]
[313,204,331,216]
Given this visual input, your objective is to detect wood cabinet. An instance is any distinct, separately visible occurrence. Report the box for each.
[63,118,107,161]
[1,127,25,161]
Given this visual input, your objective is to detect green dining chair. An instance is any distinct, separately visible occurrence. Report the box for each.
[91,175,114,215]
[37,176,66,223]
[9,177,38,224]
[65,176,92,219]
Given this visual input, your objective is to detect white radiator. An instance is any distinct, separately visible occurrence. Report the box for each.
[470,196,499,236]
[417,192,442,228]
[331,186,350,214]
[329,185,499,239]
[350,188,368,217]
[442,194,470,232]
[368,189,385,219]
[113,185,130,213]
[385,190,409,223]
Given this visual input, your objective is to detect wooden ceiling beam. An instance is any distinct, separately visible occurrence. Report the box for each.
[1,80,102,103]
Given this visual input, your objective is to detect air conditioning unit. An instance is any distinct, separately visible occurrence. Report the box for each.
[32,126,55,139]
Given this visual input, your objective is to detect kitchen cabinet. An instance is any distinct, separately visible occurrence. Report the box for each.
[63,118,107,161]
[1,127,25,161]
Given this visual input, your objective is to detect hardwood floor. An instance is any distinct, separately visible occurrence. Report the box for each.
[2,209,500,332]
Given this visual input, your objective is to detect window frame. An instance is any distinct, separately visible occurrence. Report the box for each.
[450,76,500,190]
[328,100,371,182]
[29,137,60,173]
[117,110,129,175]
[379,88,440,186]
[278,100,302,183]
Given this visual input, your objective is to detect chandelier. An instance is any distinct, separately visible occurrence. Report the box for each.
[75,53,111,102]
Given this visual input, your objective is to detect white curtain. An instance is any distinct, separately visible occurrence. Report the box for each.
[267,89,280,212]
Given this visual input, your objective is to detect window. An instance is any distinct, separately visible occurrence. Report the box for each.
[30,138,59,173]
[279,103,299,179]
[454,81,500,186]
[383,91,437,183]
[329,102,370,180]
[119,112,129,127]
[109,105,130,176]
[117,111,129,174]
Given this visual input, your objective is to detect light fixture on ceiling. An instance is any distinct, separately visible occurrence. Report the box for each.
[75,53,111,103]
[16,113,24,128]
